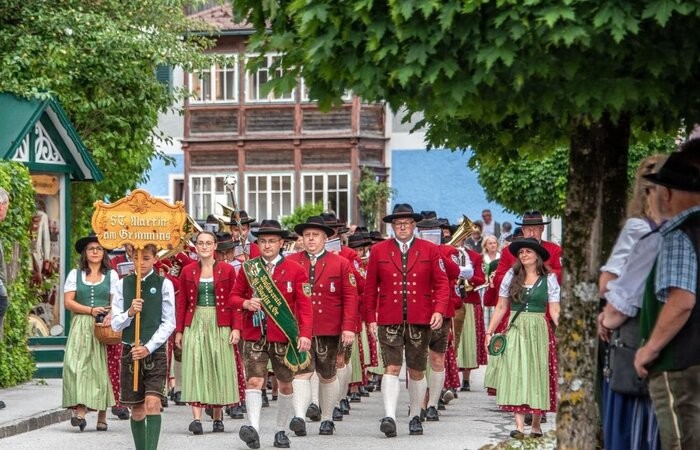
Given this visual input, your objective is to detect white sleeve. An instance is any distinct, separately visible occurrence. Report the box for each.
[109,270,119,298]
[111,278,131,333]
[547,273,561,303]
[144,278,176,354]
[64,269,78,292]
[605,232,662,317]
[460,249,474,279]
[600,218,651,276]
[499,269,514,298]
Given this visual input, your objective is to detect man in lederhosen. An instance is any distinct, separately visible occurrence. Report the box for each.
[230,220,313,449]
[286,216,358,436]
[364,204,450,437]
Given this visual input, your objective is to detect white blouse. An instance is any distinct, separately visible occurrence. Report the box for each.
[499,270,560,302]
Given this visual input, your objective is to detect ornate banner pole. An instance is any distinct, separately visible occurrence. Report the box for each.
[91,189,187,391]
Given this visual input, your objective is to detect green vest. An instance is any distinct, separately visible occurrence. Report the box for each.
[121,272,165,347]
[512,276,548,313]
[75,270,111,308]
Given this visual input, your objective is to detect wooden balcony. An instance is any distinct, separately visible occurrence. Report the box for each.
[184,102,385,141]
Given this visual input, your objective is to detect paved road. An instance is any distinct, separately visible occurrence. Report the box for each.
[0,367,555,449]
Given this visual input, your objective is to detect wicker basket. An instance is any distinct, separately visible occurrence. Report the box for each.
[94,323,122,346]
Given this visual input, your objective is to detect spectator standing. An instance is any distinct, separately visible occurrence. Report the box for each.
[0,188,8,410]
[481,209,501,239]
[634,144,700,449]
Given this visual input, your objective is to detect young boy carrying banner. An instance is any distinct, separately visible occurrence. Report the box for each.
[112,244,176,450]
[230,219,313,449]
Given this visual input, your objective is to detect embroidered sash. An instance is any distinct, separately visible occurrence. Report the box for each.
[243,258,310,371]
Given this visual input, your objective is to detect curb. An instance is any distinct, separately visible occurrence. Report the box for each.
[0,407,71,439]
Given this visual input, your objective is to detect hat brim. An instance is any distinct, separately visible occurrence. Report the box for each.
[216,241,237,251]
[382,212,423,223]
[507,240,550,262]
[416,219,440,228]
[230,217,255,225]
[643,172,700,192]
[252,228,290,239]
[294,223,335,237]
[348,239,372,249]
[75,235,100,254]
[515,218,551,226]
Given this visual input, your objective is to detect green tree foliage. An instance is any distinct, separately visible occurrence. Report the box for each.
[475,135,677,217]
[0,0,217,242]
[0,162,38,386]
[232,1,700,445]
[357,168,396,231]
[280,202,325,231]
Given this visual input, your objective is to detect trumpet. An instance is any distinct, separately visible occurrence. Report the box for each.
[448,215,480,297]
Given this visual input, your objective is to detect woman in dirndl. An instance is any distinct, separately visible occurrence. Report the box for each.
[62,233,118,431]
[175,230,239,435]
[485,238,560,439]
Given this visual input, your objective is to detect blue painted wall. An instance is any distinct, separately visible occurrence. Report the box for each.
[391,148,517,227]
[138,154,184,199]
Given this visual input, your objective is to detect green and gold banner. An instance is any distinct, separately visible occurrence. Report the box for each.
[243,258,310,371]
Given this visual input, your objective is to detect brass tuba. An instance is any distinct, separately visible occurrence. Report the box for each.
[157,214,202,261]
[447,215,480,294]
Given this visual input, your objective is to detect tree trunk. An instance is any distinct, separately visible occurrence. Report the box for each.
[556,112,630,449]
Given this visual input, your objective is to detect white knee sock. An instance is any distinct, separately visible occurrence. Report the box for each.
[310,372,320,405]
[428,369,445,407]
[408,377,427,418]
[292,378,311,419]
[336,365,348,402]
[340,362,352,398]
[246,389,262,431]
[319,378,339,421]
[276,392,294,432]
[381,374,400,419]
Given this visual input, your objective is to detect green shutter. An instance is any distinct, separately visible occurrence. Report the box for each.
[155,65,173,94]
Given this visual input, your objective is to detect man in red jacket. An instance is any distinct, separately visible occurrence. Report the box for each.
[364,204,450,438]
[229,220,313,449]
[286,216,358,436]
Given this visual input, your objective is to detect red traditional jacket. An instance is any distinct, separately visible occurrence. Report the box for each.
[229,256,313,343]
[438,244,462,318]
[363,238,450,325]
[287,251,358,336]
[176,261,237,333]
[464,248,486,305]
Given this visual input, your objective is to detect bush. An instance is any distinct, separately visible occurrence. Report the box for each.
[280,202,325,231]
[0,162,36,387]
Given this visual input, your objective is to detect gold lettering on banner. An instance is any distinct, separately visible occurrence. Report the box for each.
[91,188,186,251]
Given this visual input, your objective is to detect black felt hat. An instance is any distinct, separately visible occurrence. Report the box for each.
[294,216,335,237]
[644,151,700,192]
[507,237,550,261]
[515,211,551,226]
[75,232,101,254]
[229,210,256,225]
[416,210,440,228]
[382,203,423,223]
[215,232,237,251]
[252,219,289,238]
[348,232,372,248]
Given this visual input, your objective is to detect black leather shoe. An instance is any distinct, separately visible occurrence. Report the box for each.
[332,406,343,421]
[339,398,350,415]
[213,420,224,433]
[419,408,426,422]
[349,392,361,403]
[228,404,245,419]
[437,399,446,411]
[239,425,261,449]
[409,415,423,435]
[173,391,185,406]
[112,406,130,420]
[188,419,203,435]
[365,382,376,393]
[319,420,335,435]
[204,407,213,418]
[0,400,5,409]
[380,416,397,438]
[306,402,321,422]
[289,416,307,436]
[425,406,439,421]
[261,390,270,408]
[241,403,247,413]
[359,386,370,396]
[510,429,525,439]
[273,430,290,448]
[71,416,87,432]
[460,380,470,392]
[524,413,533,426]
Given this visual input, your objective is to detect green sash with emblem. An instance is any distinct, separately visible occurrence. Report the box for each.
[243,257,310,371]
